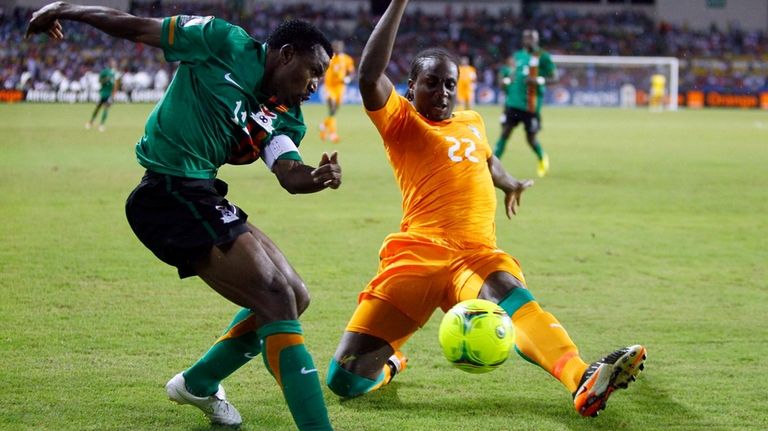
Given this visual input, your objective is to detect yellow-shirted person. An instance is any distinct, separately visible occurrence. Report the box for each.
[324,0,647,420]
[649,72,666,112]
[320,40,355,143]
[457,56,477,110]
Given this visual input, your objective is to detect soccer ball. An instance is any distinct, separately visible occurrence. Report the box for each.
[438,299,514,374]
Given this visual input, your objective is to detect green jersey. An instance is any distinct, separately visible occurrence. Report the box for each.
[136,15,305,179]
[504,49,555,113]
[98,67,116,99]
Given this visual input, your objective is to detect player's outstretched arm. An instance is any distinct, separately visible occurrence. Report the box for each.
[357,0,408,111]
[25,2,162,47]
[272,152,341,194]
[488,156,534,218]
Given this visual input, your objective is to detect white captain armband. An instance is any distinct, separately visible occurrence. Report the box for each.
[261,134,300,170]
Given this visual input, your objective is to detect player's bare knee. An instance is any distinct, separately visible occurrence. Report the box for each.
[240,271,301,320]
[479,271,527,302]
[294,281,310,315]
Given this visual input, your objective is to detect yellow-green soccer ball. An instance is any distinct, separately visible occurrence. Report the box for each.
[438,299,514,374]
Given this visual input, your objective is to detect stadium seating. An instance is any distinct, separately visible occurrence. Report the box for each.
[1,1,765,94]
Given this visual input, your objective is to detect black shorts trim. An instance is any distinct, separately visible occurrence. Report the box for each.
[502,107,541,134]
[125,171,249,278]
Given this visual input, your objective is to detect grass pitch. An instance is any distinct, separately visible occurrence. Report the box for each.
[1,102,766,430]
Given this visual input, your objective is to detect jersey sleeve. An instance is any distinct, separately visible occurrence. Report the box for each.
[261,134,301,170]
[272,125,304,163]
[365,87,409,148]
[540,53,556,78]
[271,108,306,163]
[161,16,235,63]
[278,108,306,148]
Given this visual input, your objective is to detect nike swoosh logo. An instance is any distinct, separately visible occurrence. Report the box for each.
[300,367,317,375]
[244,352,259,359]
[224,73,243,89]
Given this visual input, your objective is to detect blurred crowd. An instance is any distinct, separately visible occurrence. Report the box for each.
[1,1,766,95]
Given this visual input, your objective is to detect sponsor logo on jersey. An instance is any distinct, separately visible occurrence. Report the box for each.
[250,104,277,134]
[224,73,243,90]
[215,203,239,223]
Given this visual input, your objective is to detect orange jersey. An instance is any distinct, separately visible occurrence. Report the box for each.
[458,64,477,92]
[324,52,355,87]
[366,88,497,247]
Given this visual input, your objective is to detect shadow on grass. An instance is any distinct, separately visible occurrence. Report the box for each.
[336,378,708,431]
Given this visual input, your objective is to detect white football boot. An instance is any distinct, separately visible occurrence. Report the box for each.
[166,372,242,426]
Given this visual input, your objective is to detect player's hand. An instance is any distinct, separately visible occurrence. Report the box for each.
[504,179,534,218]
[312,151,341,189]
[25,2,66,40]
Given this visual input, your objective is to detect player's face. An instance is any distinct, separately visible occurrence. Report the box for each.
[409,57,458,121]
[273,44,330,107]
[523,30,539,51]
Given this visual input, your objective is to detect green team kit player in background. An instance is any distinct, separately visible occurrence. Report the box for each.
[85,58,118,131]
[494,29,556,178]
[27,3,341,430]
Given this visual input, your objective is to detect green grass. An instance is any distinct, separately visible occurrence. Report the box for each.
[1,102,766,431]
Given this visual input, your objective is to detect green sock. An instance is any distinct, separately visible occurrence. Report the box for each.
[531,140,545,160]
[183,308,260,397]
[327,359,384,397]
[100,108,109,125]
[258,320,332,431]
[494,137,507,158]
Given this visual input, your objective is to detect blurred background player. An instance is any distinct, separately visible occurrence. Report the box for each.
[649,70,667,112]
[456,55,477,110]
[494,29,556,178]
[85,58,118,132]
[320,39,355,143]
[326,0,646,420]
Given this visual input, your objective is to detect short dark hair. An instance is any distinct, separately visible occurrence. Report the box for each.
[408,48,459,81]
[267,19,333,58]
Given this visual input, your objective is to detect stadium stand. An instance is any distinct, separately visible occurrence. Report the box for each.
[1,1,766,101]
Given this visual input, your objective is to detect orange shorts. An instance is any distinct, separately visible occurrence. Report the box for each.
[346,232,526,347]
[324,84,345,104]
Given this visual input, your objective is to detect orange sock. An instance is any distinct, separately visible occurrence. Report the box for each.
[511,302,588,392]
[328,117,337,134]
